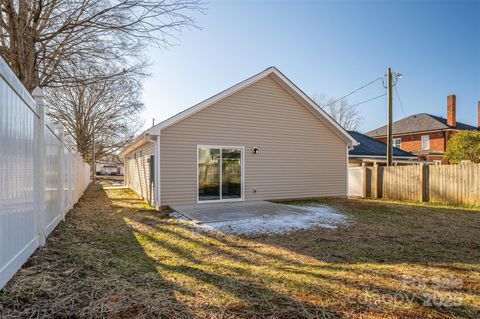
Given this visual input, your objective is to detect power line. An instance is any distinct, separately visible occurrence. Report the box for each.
[394,84,416,144]
[325,77,383,107]
[394,85,407,116]
[350,93,386,107]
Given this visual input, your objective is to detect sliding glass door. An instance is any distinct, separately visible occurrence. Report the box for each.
[222,148,242,199]
[198,148,221,201]
[198,146,243,202]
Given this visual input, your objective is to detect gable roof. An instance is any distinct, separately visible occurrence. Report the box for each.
[348,131,416,158]
[367,113,478,137]
[120,67,358,156]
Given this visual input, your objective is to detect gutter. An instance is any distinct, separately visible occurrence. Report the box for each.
[349,155,418,160]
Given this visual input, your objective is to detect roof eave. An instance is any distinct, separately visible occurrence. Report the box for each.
[118,133,159,157]
[268,69,358,147]
[349,154,418,159]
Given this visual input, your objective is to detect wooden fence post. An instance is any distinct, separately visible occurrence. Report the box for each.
[372,165,379,199]
[32,87,46,246]
[378,166,383,198]
[420,163,429,202]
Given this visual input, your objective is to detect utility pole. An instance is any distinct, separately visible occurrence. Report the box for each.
[92,122,96,183]
[387,67,393,166]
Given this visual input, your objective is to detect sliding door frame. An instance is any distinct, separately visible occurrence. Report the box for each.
[196,145,245,203]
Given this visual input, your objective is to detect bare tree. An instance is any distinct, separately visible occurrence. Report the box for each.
[0,0,202,92]
[312,94,363,131]
[46,70,144,166]
[0,0,201,162]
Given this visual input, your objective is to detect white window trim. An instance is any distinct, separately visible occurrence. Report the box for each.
[196,145,245,204]
[393,138,401,148]
[421,135,430,150]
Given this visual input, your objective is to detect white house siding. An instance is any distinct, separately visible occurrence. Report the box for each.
[159,75,348,206]
[125,143,155,204]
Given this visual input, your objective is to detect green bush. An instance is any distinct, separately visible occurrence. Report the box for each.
[445,130,480,163]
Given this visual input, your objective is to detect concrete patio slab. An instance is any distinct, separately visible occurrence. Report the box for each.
[171,200,308,223]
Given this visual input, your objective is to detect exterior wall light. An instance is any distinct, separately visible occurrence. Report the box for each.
[253,146,259,154]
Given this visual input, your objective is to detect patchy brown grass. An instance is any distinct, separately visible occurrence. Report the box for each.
[96,176,125,188]
[1,186,479,318]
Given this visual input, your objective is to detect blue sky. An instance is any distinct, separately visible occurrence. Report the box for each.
[141,0,480,133]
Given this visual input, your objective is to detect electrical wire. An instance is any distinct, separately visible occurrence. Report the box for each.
[324,77,383,107]
[382,73,399,89]
[394,85,407,116]
[393,85,416,148]
[350,93,386,107]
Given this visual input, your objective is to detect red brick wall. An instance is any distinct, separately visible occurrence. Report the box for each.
[377,131,446,153]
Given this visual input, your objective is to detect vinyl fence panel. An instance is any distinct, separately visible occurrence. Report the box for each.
[348,167,364,197]
[0,59,38,291]
[44,124,61,236]
[0,57,91,289]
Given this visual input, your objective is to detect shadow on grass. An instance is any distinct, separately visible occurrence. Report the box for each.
[2,185,478,318]
[0,184,195,318]
[267,197,480,264]
[122,198,479,318]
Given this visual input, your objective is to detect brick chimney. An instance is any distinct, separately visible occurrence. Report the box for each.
[447,95,456,127]
[478,101,480,129]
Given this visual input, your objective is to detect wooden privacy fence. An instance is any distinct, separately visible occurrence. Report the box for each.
[428,164,480,205]
[382,165,424,202]
[350,164,480,206]
[0,57,91,289]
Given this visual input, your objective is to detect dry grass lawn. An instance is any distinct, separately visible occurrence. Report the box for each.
[1,184,479,318]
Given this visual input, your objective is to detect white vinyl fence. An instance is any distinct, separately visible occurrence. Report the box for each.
[0,57,90,289]
[348,167,365,197]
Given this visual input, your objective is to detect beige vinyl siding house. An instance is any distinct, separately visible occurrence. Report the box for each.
[124,143,155,204]
[121,67,357,208]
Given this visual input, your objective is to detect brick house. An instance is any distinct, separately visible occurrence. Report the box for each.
[366,95,479,163]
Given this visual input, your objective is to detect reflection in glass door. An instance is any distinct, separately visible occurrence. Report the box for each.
[222,149,241,199]
[198,146,242,202]
[198,148,220,201]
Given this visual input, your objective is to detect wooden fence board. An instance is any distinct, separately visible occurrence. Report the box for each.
[380,165,422,202]
[359,163,480,206]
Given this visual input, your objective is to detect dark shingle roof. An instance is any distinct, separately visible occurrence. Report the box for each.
[366,113,478,137]
[348,131,416,158]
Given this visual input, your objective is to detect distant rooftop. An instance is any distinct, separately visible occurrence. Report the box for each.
[366,113,478,137]
[348,131,416,158]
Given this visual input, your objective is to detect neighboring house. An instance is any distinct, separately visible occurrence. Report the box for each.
[119,67,358,207]
[348,131,417,166]
[95,155,124,175]
[367,95,479,163]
